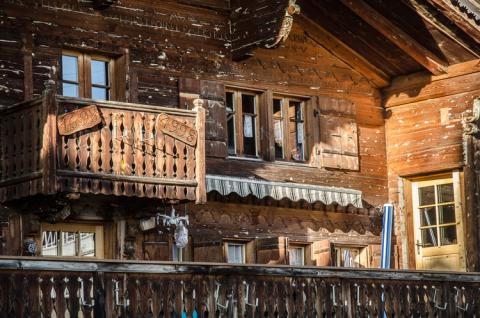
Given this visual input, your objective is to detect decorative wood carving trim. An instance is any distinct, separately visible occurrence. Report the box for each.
[157,113,198,146]
[462,98,480,271]
[265,0,301,48]
[57,105,102,136]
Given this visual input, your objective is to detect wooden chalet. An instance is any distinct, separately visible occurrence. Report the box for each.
[1,0,480,316]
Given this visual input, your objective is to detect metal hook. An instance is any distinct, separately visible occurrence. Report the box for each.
[78,277,94,308]
[243,281,258,308]
[354,283,361,307]
[331,284,342,307]
[215,282,229,310]
[432,287,447,311]
[113,279,128,308]
[454,287,469,312]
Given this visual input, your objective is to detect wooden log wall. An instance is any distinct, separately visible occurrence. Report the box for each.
[383,61,480,271]
[0,0,388,206]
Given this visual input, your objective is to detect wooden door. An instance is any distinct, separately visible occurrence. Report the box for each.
[412,172,466,271]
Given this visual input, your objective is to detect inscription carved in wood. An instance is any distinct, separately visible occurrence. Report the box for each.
[57,105,102,135]
[156,113,197,146]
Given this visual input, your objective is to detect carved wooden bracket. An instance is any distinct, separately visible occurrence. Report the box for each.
[265,0,301,48]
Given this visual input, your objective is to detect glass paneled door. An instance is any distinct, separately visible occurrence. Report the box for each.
[412,172,465,271]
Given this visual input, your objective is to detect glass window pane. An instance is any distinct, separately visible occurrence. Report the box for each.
[438,183,454,203]
[227,115,235,155]
[172,245,182,261]
[421,228,439,247]
[62,232,77,256]
[242,94,255,114]
[273,99,282,117]
[243,115,256,156]
[289,101,304,161]
[439,204,455,224]
[62,83,79,97]
[228,244,243,263]
[62,55,78,82]
[440,225,457,246]
[91,60,108,85]
[289,247,304,266]
[42,231,58,256]
[274,118,284,159]
[419,186,435,206]
[226,92,234,112]
[420,207,437,226]
[80,232,95,257]
[92,87,108,100]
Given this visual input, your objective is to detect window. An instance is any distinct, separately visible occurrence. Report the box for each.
[288,245,305,266]
[41,223,104,258]
[226,242,245,264]
[333,246,367,268]
[225,89,259,157]
[273,96,305,161]
[414,179,457,247]
[61,51,112,100]
[172,245,183,262]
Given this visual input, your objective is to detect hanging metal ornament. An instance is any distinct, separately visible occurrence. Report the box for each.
[156,205,190,248]
[174,221,188,248]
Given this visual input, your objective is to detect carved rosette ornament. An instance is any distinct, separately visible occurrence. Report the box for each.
[265,0,301,48]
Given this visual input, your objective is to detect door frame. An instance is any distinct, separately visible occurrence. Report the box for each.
[410,171,466,271]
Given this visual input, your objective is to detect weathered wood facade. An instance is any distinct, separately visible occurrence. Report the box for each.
[0,0,480,310]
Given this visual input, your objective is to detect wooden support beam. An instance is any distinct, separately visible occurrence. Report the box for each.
[296,15,390,88]
[340,0,448,75]
[425,0,480,43]
[402,0,480,58]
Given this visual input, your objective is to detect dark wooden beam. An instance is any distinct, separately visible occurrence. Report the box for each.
[340,0,448,75]
[402,0,480,58]
[296,15,390,88]
[425,0,480,43]
[92,0,116,10]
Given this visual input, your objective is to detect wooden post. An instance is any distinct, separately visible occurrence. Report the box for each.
[194,99,206,204]
[41,79,58,194]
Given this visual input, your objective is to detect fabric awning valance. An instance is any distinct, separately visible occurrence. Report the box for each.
[206,174,363,208]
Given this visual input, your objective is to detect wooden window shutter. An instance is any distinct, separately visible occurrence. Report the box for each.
[318,96,359,170]
[193,238,224,263]
[142,234,170,261]
[179,78,227,158]
[368,244,382,268]
[255,237,288,265]
[311,240,332,266]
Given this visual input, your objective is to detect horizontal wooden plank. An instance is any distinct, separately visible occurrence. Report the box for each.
[0,256,479,282]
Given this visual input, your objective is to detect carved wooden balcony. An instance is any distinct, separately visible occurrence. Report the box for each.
[0,86,206,203]
[0,257,478,317]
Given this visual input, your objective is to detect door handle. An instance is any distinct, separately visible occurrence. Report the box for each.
[415,240,423,254]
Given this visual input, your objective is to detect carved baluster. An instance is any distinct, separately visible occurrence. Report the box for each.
[164,133,175,199]
[111,111,123,194]
[144,113,155,197]
[66,274,80,318]
[99,108,113,194]
[89,114,102,193]
[175,139,186,200]
[154,117,166,198]
[39,276,55,317]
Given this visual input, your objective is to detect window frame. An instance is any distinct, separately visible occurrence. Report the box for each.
[273,95,306,162]
[225,88,261,158]
[288,244,306,266]
[224,241,246,264]
[61,50,115,101]
[41,223,104,258]
[332,244,368,268]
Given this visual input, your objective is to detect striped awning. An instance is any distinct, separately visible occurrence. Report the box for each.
[206,174,363,208]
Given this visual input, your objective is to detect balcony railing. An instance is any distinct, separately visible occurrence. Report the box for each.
[0,257,478,317]
[0,84,206,203]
